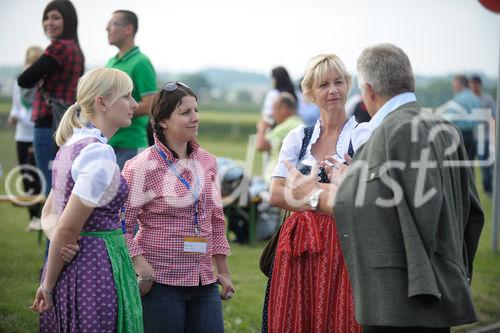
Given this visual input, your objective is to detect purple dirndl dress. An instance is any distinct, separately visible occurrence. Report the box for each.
[40,137,129,332]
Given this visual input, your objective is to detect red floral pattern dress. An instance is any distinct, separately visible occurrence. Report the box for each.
[268,211,360,333]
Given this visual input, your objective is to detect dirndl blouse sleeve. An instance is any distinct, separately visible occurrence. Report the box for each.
[71,142,119,205]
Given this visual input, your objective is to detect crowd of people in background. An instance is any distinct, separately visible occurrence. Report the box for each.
[444,74,496,197]
[7,0,495,332]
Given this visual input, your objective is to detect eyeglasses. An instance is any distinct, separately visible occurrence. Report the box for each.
[161,81,191,92]
[106,21,126,29]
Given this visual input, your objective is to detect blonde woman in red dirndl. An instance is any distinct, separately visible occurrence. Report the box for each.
[263,53,361,333]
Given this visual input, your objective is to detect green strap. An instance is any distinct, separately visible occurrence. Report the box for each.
[80,229,143,333]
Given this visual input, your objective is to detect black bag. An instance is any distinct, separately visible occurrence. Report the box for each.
[49,97,70,131]
[259,210,289,277]
[41,86,70,131]
[258,125,315,277]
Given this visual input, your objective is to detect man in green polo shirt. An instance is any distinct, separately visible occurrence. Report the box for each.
[106,9,157,168]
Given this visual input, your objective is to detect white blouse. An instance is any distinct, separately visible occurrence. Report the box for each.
[273,116,357,178]
[261,89,280,123]
[9,82,35,142]
[65,127,120,205]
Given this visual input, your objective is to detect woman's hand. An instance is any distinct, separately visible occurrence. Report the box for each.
[283,160,321,209]
[324,155,350,186]
[60,242,80,263]
[137,277,154,296]
[217,273,235,301]
[132,255,155,296]
[8,116,17,126]
[30,285,54,313]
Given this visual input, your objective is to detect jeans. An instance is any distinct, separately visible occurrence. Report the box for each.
[141,282,224,333]
[478,139,493,195]
[33,127,56,259]
[16,141,42,219]
[114,147,140,170]
[461,129,494,195]
[33,127,56,196]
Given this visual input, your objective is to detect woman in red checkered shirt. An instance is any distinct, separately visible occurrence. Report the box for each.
[122,82,234,333]
[18,0,84,199]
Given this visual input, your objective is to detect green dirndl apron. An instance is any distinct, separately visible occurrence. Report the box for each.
[80,229,143,333]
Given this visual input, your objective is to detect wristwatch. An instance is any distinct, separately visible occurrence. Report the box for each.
[308,189,325,211]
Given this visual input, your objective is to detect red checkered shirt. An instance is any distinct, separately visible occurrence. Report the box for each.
[122,137,230,286]
[32,39,83,121]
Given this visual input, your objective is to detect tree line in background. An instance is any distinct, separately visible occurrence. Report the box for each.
[161,70,497,109]
[0,66,496,110]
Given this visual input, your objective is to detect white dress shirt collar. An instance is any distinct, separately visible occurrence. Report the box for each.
[368,92,417,131]
[351,92,417,151]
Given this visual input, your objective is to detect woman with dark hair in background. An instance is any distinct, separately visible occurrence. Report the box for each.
[122,82,234,332]
[261,66,298,125]
[18,0,84,200]
[258,66,299,182]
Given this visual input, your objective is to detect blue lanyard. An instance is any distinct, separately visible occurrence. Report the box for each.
[155,145,202,234]
[120,206,126,234]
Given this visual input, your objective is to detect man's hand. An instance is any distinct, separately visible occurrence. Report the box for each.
[256,119,271,132]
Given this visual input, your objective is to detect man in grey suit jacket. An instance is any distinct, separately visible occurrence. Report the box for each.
[283,43,484,332]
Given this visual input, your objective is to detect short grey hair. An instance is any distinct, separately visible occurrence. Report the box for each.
[357,43,415,97]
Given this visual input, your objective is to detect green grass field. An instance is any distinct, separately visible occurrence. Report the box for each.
[0,101,499,332]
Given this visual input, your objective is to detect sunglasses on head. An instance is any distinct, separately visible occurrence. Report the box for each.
[161,81,191,92]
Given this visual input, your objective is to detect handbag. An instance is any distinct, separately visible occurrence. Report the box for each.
[40,86,70,131]
[259,210,289,277]
[49,97,70,131]
[258,125,315,277]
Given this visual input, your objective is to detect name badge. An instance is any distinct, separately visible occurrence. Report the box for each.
[183,237,208,253]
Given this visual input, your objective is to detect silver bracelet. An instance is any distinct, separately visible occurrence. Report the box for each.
[137,274,154,281]
[41,285,54,295]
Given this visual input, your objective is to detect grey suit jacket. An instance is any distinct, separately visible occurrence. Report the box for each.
[334,102,484,327]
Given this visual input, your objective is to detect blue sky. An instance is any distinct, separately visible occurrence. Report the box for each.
[0,0,498,78]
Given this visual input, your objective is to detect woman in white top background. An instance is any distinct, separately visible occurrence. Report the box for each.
[8,46,44,230]
[261,66,298,125]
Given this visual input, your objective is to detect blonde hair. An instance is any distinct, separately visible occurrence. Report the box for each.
[301,54,352,102]
[55,67,133,146]
[25,46,43,66]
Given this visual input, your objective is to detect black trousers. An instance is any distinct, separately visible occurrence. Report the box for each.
[363,326,450,333]
[16,141,42,219]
